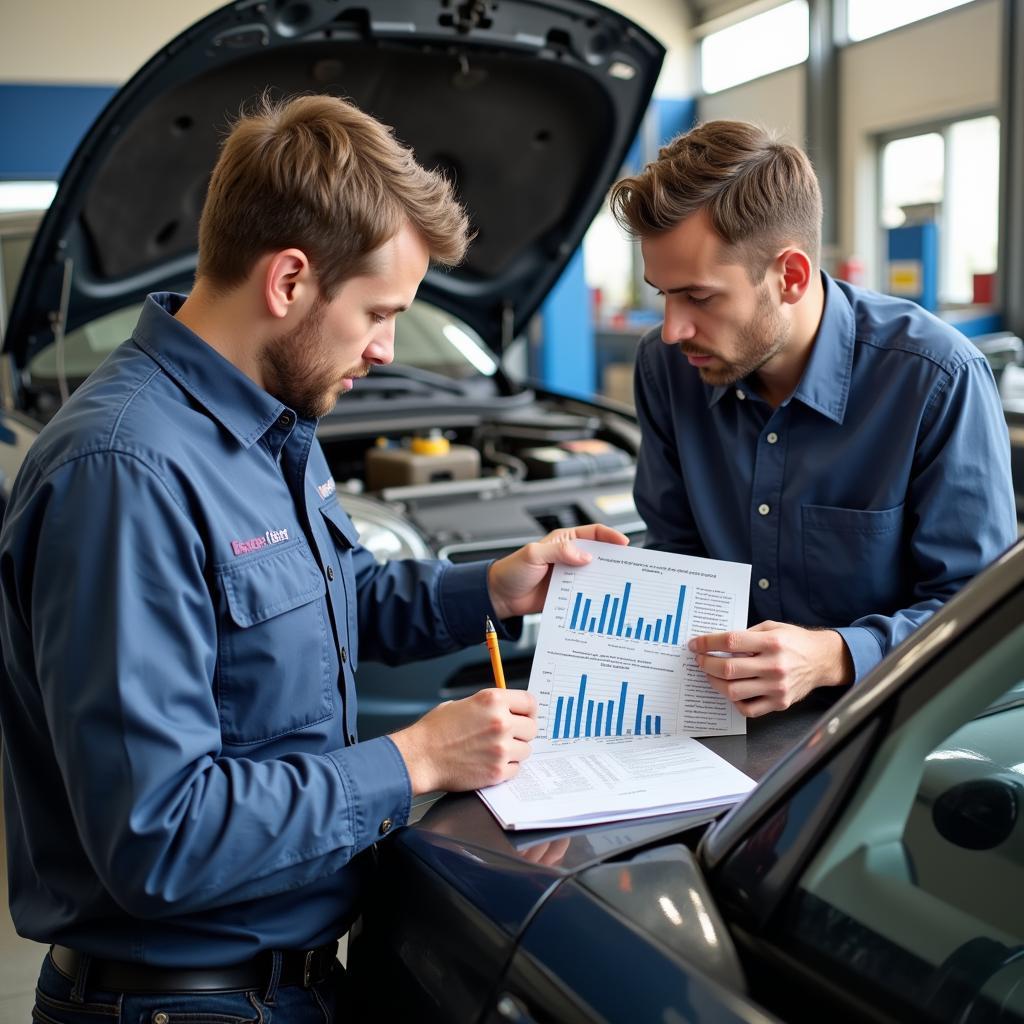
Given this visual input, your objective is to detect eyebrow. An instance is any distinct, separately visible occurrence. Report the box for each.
[643,278,717,294]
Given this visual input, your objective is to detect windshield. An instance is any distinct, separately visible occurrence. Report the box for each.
[0,214,495,384]
[26,297,497,383]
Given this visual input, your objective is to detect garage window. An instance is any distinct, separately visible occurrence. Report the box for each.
[699,1,809,95]
[880,115,1000,307]
[848,0,977,42]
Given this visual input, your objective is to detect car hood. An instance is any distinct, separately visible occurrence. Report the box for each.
[4,0,663,369]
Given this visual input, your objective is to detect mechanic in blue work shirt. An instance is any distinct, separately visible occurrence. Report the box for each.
[610,120,1016,718]
[0,95,627,1017]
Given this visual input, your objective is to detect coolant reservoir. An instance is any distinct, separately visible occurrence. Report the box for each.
[364,431,480,490]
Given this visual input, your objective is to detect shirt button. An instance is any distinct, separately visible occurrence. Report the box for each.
[326,565,335,581]
[153,1015,169,1024]
[735,389,746,400]
[758,503,770,516]
[340,646,347,664]
[277,411,293,428]
[379,818,393,835]
[758,578,771,590]
[766,432,779,444]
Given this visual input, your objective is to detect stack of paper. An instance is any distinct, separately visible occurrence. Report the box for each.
[477,541,758,831]
[478,735,755,831]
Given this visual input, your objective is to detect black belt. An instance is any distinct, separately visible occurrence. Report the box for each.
[50,941,339,993]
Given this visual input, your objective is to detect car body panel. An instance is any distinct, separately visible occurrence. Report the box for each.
[352,540,1024,1023]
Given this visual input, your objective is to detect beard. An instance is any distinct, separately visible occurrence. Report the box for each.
[259,297,369,420]
[682,285,790,387]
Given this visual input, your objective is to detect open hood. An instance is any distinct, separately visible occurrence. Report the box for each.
[5,0,663,368]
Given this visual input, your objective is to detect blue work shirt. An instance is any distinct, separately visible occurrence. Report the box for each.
[633,273,1017,681]
[0,293,508,966]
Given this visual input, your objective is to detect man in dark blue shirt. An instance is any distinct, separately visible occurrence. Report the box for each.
[610,120,1016,718]
[0,95,626,1015]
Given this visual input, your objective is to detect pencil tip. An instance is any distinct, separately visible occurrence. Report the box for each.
[485,616,495,632]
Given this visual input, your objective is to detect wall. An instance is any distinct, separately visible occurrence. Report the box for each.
[838,0,1002,287]
[0,1,222,84]
[697,65,805,143]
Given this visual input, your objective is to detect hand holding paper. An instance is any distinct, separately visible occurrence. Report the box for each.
[475,541,757,830]
[486,524,630,620]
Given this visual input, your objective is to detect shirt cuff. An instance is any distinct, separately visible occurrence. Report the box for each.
[833,625,885,684]
[437,560,523,647]
[327,735,412,851]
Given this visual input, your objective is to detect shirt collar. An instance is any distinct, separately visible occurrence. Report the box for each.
[791,272,855,424]
[706,272,855,424]
[132,292,294,449]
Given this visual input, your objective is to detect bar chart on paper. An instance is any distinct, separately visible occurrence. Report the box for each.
[529,540,753,740]
[561,574,688,647]
[542,670,679,741]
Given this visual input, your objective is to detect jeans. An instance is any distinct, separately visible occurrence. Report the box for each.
[32,950,348,1024]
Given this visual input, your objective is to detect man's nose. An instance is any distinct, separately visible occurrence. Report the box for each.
[365,324,395,366]
[662,307,696,344]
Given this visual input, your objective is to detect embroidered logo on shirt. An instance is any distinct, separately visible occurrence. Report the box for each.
[231,528,290,556]
[316,477,336,500]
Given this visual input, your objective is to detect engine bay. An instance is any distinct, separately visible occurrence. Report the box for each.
[319,393,646,562]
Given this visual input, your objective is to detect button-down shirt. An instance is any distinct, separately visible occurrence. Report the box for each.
[633,273,1017,681]
[0,293,506,966]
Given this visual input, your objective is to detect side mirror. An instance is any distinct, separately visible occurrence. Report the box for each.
[932,777,1019,851]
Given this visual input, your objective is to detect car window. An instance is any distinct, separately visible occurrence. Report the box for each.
[783,618,1024,1023]
[28,304,144,380]
[26,298,495,383]
[1,231,34,321]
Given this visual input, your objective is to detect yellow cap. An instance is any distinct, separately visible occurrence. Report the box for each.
[411,434,451,456]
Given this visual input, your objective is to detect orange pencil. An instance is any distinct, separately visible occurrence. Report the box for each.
[484,616,506,689]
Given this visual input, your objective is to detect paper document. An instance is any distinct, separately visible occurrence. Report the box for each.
[528,540,751,740]
[478,735,756,830]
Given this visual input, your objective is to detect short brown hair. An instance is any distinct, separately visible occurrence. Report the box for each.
[610,120,822,281]
[197,94,471,296]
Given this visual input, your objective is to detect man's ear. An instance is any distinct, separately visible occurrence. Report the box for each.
[777,249,813,305]
[263,248,314,319]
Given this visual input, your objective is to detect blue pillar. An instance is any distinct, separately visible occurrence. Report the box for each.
[538,247,595,398]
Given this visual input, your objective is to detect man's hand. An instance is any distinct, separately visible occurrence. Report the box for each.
[689,621,853,718]
[390,688,538,795]
[487,524,630,620]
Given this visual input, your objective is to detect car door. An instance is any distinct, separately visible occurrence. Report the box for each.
[713,583,1024,1024]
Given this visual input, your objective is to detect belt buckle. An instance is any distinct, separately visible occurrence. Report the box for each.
[303,949,315,987]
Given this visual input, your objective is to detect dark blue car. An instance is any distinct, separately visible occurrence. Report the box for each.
[350,537,1024,1024]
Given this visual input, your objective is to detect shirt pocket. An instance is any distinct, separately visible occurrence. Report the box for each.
[802,503,906,624]
[215,542,332,744]
[319,499,361,671]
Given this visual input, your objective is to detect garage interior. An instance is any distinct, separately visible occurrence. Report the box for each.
[1,0,1022,1019]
